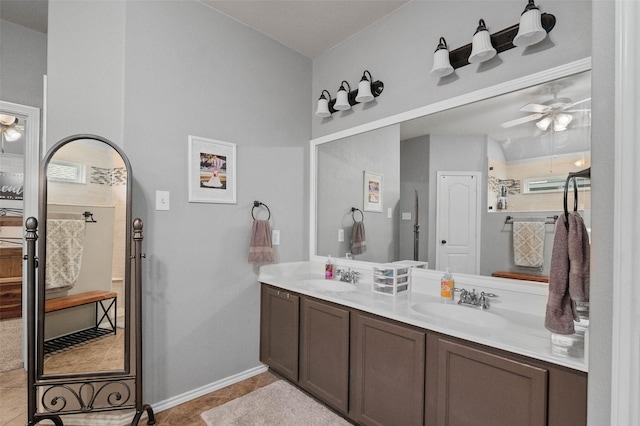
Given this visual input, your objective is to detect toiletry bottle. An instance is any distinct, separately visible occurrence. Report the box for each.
[325,256,334,280]
[441,268,454,302]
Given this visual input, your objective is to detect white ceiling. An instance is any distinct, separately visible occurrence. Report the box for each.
[0,0,409,58]
[199,0,409,58]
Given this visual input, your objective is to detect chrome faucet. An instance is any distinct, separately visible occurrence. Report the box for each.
[457,288,497,310]
[336,268,360,284]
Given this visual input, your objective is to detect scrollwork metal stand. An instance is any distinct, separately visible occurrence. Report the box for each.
[25,218,155,425]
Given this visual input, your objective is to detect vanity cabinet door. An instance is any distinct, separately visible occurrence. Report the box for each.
[351,312,425,426]
[299,297,350,414]
[434,337,548,426]
[260,285,299,382]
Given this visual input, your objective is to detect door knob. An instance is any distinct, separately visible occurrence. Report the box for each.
[441,240,447,244]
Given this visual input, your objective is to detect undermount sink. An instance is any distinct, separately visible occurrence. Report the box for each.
[302,279,357,293]
[411,302,509,328]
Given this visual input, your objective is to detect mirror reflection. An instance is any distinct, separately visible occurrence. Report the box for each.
[42,138,128,376]
[316,70,591,280]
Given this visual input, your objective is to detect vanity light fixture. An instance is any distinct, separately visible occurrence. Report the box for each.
[468,19,497,64]
[315,90,333,118]
[430,37,454,77]
[315,71,384,118]
[355,70,375,103]
[334,81,352,111]
[432,2,556,76]
[513,0,547,47]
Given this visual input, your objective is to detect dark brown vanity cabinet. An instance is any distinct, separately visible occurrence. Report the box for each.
[350,312,426,426]
[299,297,350,414]
[426,333,587,426]
[260,285,300,382]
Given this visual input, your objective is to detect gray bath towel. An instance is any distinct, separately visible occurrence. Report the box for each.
[248,219,275,264]
[545,214,576,334]
[351,221,366,255]
[568,212,590,302]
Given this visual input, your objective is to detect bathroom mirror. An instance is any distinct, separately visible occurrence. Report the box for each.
[37,135,131,379]
[313,64,591,278]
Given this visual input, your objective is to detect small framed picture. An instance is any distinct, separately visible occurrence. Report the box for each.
[363,171,383,213]
[188,135,237,204]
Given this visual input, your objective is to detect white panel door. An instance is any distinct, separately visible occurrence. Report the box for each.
[436,172,481,274]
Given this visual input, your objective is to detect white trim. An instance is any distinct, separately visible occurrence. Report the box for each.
[309,58,591,263]
[152,364,268,413]
[611,1,640,424]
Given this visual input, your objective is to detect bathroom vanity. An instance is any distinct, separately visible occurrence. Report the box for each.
[259,261,587,426]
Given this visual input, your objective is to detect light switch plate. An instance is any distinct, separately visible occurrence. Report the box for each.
[338,229,344,242]
[387,207,393,218]
[272,230,280,245]
[156,191,170,211]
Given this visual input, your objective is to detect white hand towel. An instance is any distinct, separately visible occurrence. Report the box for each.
[513,221,545,268]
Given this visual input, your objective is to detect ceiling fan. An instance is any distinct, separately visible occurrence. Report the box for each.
[501,91,591,132]
[0,114,25,153]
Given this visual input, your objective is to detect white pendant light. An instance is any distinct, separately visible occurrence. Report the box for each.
[334,81,352,111]
[513,0,547,47]
[315,90,332,118]
[355,70,374,103]
[536,116,553,131]
[553,113,573,131]
[430,37,454,77]
[468,19,496,64]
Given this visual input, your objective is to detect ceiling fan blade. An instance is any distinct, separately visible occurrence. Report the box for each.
[520,103,549,113]
[563,97,591,109]
[501,113,544,128]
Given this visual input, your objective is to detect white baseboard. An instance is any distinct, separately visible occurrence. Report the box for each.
[56,364,268,425]
[153,364,268,413]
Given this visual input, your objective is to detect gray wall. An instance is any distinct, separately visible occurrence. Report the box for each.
[47,0,311,404]
[312,1,592,139]
[317,124,400,262]
[0,19,47,109]
[313,1,614,424]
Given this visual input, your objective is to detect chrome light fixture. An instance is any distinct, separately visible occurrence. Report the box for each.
[513,0,547,47]
[355,70,375,103]
[334,81,352,111]
[468,19,497,64]
[315,90,333,118]
[430,37,454,77]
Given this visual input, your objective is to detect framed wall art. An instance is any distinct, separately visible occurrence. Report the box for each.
[188,135,237,203]
[363,171,383,213]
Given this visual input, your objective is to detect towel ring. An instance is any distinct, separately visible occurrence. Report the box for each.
[252,201,271,220]
[351,207,364,223]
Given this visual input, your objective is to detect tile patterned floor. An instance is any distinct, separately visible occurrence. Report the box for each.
[0,333,278,426]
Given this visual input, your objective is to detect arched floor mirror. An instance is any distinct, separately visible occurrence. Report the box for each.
[25,134,154,425]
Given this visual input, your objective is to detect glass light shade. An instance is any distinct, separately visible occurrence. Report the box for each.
[536,116,553,131]
[513,7,547,47]
[430,48,454,77]
[553,113,573,131]
[315,97,331,118]
[334,88,351,111]
[3,128,22,142]
[468,28,496,64]
[0,114,17,126]
[355,79,374,103]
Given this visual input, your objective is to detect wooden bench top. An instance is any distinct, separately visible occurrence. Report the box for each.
[45,290,117,313]
[491,271,549,283]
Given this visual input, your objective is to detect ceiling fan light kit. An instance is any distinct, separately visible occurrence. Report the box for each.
[430,0,554,77]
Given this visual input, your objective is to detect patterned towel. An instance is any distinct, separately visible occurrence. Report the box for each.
[513,221,545,268]
[45,219,86,290]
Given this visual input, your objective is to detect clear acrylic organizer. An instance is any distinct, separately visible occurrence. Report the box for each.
[372,264,410,295]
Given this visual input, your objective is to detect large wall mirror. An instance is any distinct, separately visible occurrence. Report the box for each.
[38,134,131,379]
[313,62,591,280]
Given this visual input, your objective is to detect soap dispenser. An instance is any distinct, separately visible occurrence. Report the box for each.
[441,268,454,302]
[325,256,335,280]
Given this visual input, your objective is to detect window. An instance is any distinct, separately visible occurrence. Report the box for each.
[47,161,86,184]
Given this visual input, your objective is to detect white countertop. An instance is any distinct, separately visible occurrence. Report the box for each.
[259,261,588,373]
